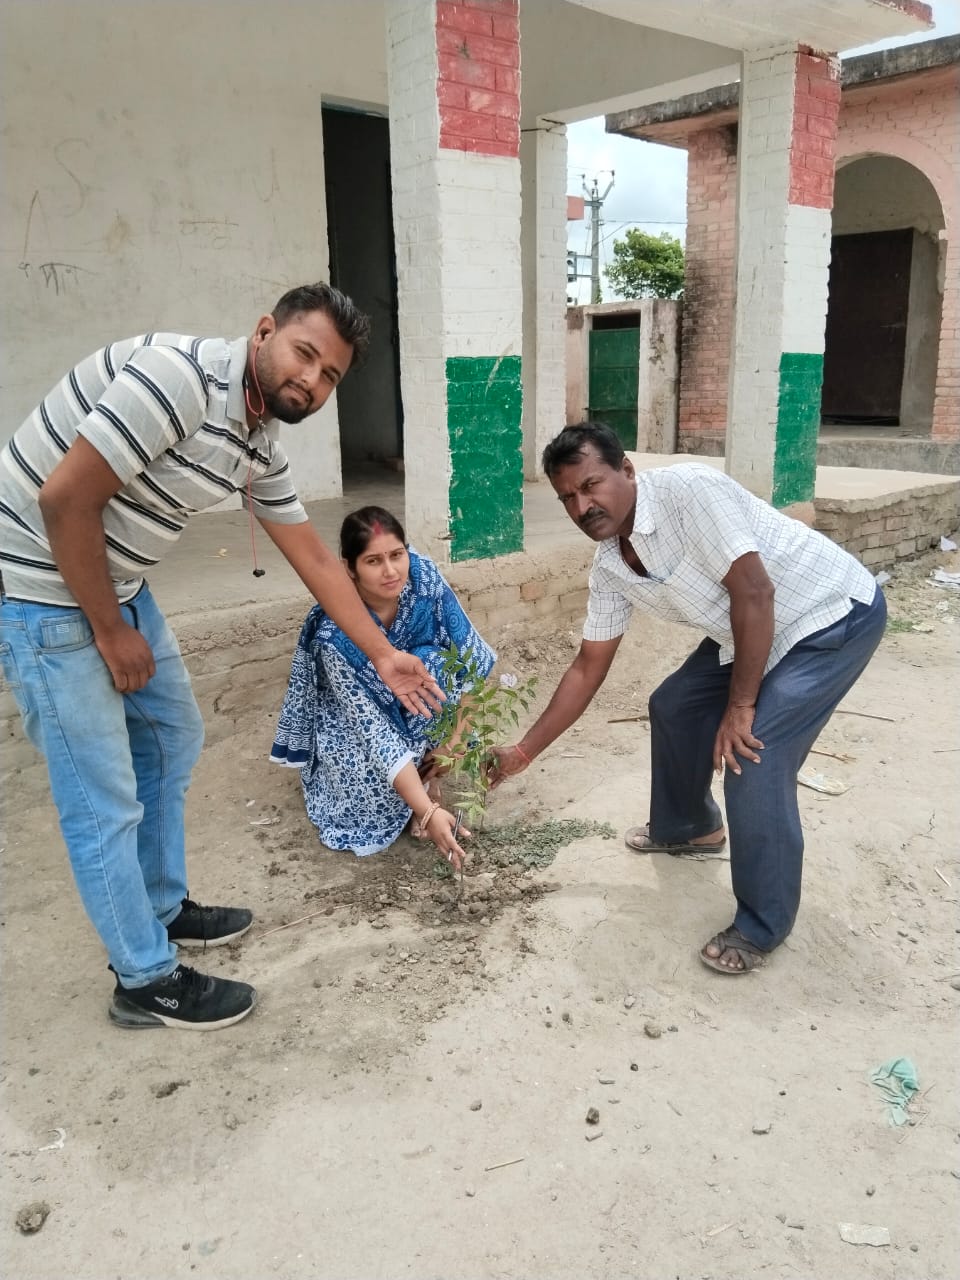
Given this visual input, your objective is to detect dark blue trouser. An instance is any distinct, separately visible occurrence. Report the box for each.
[648,589,887,951]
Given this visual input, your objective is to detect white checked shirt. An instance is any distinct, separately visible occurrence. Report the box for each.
[583,464,877,672]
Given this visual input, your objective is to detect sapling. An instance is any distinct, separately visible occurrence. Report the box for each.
[426,643,537,829]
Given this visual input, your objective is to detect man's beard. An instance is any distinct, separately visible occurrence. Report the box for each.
[262,387,312,424]
[254,349,313,425]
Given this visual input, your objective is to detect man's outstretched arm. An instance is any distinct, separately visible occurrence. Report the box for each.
[487,634,622,786]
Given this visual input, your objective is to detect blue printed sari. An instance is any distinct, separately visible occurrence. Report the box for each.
[270,550,495,855]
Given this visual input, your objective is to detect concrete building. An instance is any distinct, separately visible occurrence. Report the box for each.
[610,35,959,472]
[1,0,934,561]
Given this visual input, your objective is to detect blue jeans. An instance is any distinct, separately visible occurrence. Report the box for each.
[0,583,204,986]
[648,589,887,951]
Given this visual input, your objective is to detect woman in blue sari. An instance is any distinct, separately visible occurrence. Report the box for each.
[271,506,495,866]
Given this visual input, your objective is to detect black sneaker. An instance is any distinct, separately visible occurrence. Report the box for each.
[109,964,256,1030]
[166,898,253,949]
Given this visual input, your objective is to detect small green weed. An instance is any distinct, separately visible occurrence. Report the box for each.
[474,818,616,870]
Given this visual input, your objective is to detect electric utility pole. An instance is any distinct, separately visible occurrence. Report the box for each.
[583,173,614,304]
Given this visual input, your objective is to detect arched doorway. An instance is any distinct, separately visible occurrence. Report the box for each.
[822,155,944,432]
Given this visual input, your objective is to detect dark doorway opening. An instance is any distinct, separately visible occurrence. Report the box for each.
[322,107,403,470]
[821,228,912,425]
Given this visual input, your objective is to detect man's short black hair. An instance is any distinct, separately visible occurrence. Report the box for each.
[542,421,626,478]
[272,282,371,367]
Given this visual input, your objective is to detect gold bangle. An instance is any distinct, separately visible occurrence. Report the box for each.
[419,801,440,831]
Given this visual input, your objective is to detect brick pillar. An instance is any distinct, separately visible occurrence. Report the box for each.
[677,126,738,453]
[520,119,568,478]
[726,47,841,515]
[386,0,523,563]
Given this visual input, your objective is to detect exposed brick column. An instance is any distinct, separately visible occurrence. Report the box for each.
[386,0,523,563]
[520,119,568,478]
[726,47,841,514]
[677,126,738,453]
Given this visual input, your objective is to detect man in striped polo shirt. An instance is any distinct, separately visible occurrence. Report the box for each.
[0,282,442,1031]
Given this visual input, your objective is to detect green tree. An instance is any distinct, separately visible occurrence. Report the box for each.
[604,229,684,300]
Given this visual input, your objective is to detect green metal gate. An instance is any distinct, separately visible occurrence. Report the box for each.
[588,326,640,450]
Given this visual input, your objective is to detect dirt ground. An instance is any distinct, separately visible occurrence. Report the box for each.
[2,543,959,1280]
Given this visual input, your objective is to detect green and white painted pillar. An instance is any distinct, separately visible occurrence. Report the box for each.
[726,46,841,517]
[386,0,523,562]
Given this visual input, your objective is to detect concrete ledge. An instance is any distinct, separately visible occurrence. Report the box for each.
[626,452,960,567]
[4,456,958,785]
[0,543,597,784]
[817,435,960,476]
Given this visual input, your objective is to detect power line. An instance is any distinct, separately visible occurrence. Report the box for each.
[599,223,630,248]
[597,220,684,248]
[568,216,687,226]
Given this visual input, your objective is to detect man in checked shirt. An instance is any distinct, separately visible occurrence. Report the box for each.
[489,422,886,975]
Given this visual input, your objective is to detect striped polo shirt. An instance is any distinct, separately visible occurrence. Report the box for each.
[0,333,308,605]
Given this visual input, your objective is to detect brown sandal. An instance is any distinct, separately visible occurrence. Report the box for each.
[699,926,767,975]
[624,824,727,859]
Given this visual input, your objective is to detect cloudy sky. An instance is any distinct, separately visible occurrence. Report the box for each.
[565,0,960,302]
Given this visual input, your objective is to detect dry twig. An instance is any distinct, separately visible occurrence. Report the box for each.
[257,908,331,939]
[835,708,896,723]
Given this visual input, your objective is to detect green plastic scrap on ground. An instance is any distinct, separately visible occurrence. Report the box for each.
[869,1057,919,1126]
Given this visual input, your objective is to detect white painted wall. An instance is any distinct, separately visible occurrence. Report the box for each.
[1,1,387,500]
[1,0,829,519]
[520,121,569,479]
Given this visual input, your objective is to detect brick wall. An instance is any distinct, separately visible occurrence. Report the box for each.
[814,482,959,567]
[788,50,841,209]
[678,63,958,449]
[837,73,959,441]
[677,126,737,452]
[436,0,520,158]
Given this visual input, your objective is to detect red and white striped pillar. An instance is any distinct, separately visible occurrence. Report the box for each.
[386,0,524,562]
[726,45,841,516]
